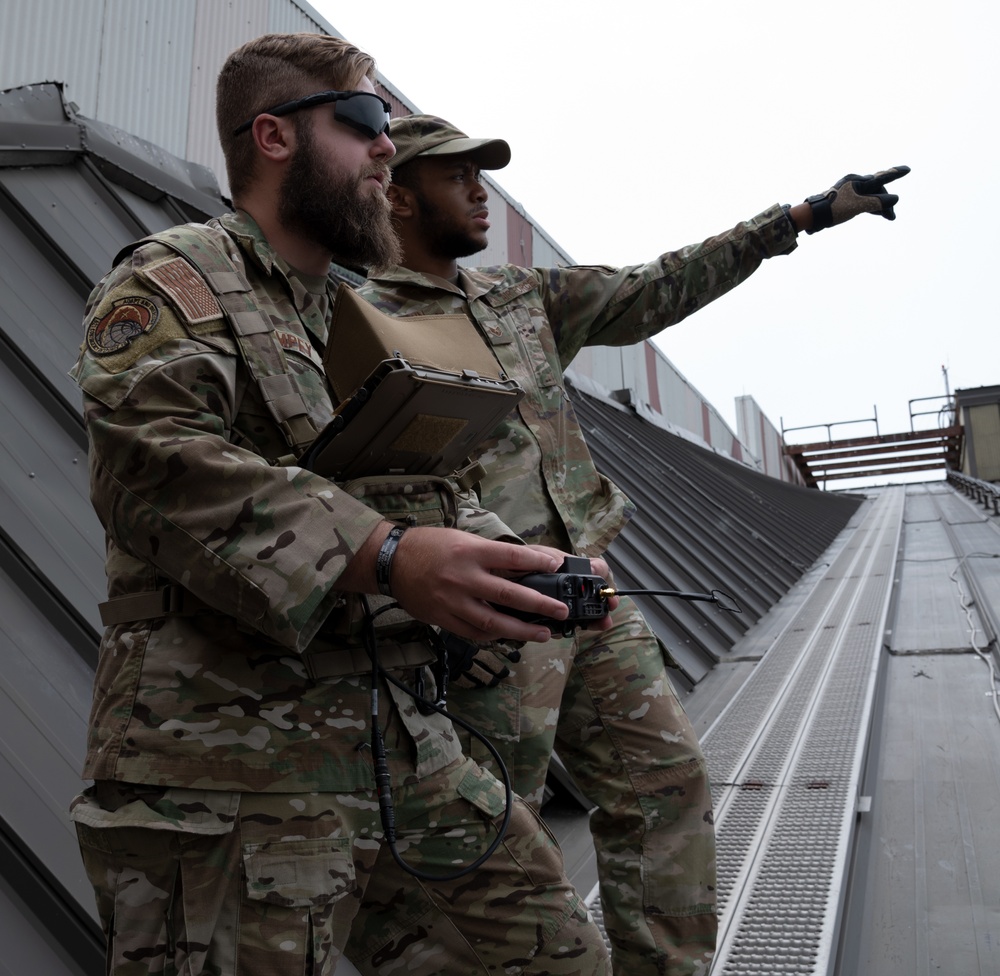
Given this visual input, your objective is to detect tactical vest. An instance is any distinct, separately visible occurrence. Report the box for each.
[98,222,460,679]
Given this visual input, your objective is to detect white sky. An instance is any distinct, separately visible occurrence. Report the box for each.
[313,0,997,466]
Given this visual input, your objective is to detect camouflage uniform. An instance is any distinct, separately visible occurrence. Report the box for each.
[69,210,610,975]
[357,205,799,976]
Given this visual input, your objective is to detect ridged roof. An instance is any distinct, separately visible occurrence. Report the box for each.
[572,387,863,684]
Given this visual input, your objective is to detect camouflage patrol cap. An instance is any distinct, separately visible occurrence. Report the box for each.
[389,114,511,171]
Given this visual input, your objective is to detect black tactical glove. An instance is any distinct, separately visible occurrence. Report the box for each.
[437,630,521,690]
[805,165,910,234]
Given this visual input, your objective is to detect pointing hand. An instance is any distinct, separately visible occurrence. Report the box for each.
[805,165,910,233]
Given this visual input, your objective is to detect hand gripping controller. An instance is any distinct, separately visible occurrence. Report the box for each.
[495,555,610,637]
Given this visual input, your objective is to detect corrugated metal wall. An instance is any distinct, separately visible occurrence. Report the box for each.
[736,393,803,482]
[1,0,106,119]
[568,336,782,477]
[531,224,573,266]
[96,1,198,150]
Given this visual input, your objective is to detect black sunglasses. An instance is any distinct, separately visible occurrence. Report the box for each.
[233,90,392,140]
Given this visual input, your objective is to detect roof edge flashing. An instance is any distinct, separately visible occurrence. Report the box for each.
[78,115,226,218]
[1,81,227,219]
[0,81,83,163]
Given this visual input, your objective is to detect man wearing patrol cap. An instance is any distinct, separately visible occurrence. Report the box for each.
[385,114,512,170]
[68,36,614,976]
[356,112,909,976]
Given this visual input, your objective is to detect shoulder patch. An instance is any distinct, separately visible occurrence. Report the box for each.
[135,256,223,326]
[86,295,161,356]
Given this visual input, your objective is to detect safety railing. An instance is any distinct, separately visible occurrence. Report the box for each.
[947,469,1000,515]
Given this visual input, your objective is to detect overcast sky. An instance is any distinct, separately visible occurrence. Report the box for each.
[314,0,996,461]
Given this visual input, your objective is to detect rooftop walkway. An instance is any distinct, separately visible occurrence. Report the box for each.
[571,480,1000,974]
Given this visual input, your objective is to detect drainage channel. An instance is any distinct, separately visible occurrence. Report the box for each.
[702,487,905,975]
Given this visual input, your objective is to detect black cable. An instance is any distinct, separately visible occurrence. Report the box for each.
[360,596,514,882]
[608,587,743,613]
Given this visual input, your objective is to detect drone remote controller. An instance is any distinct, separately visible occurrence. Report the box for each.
[496,555,610,637]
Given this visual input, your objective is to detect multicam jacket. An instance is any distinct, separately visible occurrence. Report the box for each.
[71,210,515,793]
[360,204,799,555]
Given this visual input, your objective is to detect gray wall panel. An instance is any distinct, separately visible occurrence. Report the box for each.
[110,183,191,236]
[0,874,90,976]
[0,231,85,416]
[189,0,272,195]
[267,0,327,32]
[0,556,96,922]
[96,0,198,156]
[0,166,137,289]
[0,0,105,115]
[0,355,104,632]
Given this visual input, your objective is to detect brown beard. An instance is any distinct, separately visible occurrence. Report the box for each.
[278,123,401,272]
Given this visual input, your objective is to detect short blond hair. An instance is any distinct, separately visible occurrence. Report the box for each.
[217,32,377,198]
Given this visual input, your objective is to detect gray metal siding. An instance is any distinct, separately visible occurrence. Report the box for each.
[531,224,573,267]
[0,191,91,412]
[0,552,94,904]
[0,165,133,295]
[0,871,95,976]
[95,0,199,153]
[187,0,273,197]
[0,351,104,633]
[0,0,106,117]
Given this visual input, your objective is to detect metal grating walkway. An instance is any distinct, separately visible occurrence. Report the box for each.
[701,487,905,974]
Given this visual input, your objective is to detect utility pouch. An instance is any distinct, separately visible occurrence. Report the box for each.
[305,474,460,678]
[326,284,508,399]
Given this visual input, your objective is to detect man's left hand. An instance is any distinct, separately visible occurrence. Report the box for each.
[805,165,910,234]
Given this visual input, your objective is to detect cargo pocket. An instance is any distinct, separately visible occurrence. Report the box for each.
[638,756,717,916]
[447,680,520,782]
[241,838,357,974]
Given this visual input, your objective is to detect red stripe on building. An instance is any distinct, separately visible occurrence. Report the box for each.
[506,205,532,266]
[644,342,662,414]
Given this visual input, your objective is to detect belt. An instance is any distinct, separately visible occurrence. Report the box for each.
[98,584,214,627]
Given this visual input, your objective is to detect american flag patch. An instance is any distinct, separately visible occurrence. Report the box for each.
[139,257,222,325]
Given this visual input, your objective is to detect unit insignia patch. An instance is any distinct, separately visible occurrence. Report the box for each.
[86,296,161,355]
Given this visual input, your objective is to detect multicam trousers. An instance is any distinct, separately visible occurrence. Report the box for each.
[74,755,610,976]
[437,597,718,976]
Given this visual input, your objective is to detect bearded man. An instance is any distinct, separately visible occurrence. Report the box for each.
[68,37,612,976]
